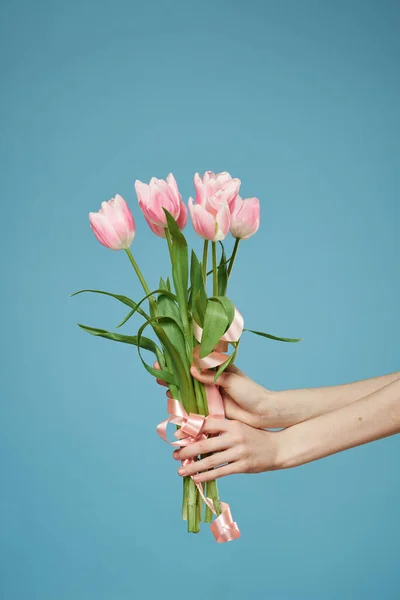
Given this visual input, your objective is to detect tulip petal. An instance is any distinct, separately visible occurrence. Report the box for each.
[144,215,166,238]
[134,180,150,207]
[176,200,188,230]
[216,171,232,183]
[89,211,124,250]
[215,202,231,241]
[194,172,206,205]
[166,173,181,203]
[230,197,260,240]
[109,194,136,248]
[221,177,241,206]
[188,197,216,240]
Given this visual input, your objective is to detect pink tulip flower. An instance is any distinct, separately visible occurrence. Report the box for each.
[194,171,241,215]
[229,196,260,240]
[188,197,231,241]
[134,173,187,238]
[89,194,136,250]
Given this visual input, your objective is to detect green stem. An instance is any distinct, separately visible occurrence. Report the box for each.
[206,480,222,516]
[187,478,200,533]
[204,244,224,519]
[202,240,209,285]
[212,242,218,296]
[227,238,240,278]
[125,248,151,295]
[125,248,156,316]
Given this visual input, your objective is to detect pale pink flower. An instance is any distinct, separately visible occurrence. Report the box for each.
[229,196,260,240]
[188,197,231,241]
[89,194,135,250]
[134,173,187,238]
[194,171,241,215]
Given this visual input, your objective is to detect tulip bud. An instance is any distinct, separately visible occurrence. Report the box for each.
[89,194,136,250]
[188,197,230,241]
[135,173,187,238]
[229,196,260,240]
[194,171,241,215]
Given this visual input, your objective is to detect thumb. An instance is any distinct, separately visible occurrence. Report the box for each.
[222,394,261,428]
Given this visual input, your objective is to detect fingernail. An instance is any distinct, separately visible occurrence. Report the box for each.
[193,475,200,483]
[178,467,187,476]
[173,451,179,459]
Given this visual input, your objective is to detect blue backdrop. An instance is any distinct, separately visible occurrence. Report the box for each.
[1,1,399,598]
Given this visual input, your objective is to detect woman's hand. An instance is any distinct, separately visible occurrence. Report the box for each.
[173,417,282,483]
[190,364,279,429]
[174,377,400,482]
[154,361,283,428]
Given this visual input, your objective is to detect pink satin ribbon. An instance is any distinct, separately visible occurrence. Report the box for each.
[157,396,240,543]
[157,307,244,543]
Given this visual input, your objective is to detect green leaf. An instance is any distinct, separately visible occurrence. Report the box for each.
[244,329,302,343]
[211,295,235,326]
[214,341,240,383]
[137,315,197,412]
[199,296,236,358]
[116,288,177,328]
[217,242,228,296]
[156,293,187,367]
[77,323,171,381]
[164,209,189,317]
[199,300,229,358]
[156,291,187,400]
[71,289,150,320]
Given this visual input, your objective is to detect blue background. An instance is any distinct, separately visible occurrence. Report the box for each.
[1,0,399,598]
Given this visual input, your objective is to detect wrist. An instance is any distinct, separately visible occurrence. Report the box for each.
[261,389,306,429]
[273,424,312,470]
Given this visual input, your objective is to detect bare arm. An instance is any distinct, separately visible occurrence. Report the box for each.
[175,376,400,483]
[190,365,400,428]
[272,371,400,427]
[277,376,400,468]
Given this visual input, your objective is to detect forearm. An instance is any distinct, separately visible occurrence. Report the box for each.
[271,371,400,426]
[277,377,400,469]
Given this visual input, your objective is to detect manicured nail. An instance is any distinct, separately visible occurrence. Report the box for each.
[178,467,187,476]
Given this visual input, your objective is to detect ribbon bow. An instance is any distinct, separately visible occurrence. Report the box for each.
[157,397,240,543]
[156,307,244,543]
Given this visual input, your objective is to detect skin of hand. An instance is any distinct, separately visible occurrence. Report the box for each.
[155,360,399,429]
[189,365,400,429]
[173,416,281,483]
[155,361,277,429]
[173,377,400,483]
[154,362,400,482]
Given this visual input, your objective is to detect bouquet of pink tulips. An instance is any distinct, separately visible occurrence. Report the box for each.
[73,171,300,542]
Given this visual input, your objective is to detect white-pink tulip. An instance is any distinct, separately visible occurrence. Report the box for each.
[188,197,231,241]
[229,196,260,240]
[134,173,187,238]
[194,171,241,215]
[89,194,136,250]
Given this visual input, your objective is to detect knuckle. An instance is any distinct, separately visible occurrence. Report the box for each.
[236,444,248,460]
[208,454,219,469]
[240,458,251,472]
